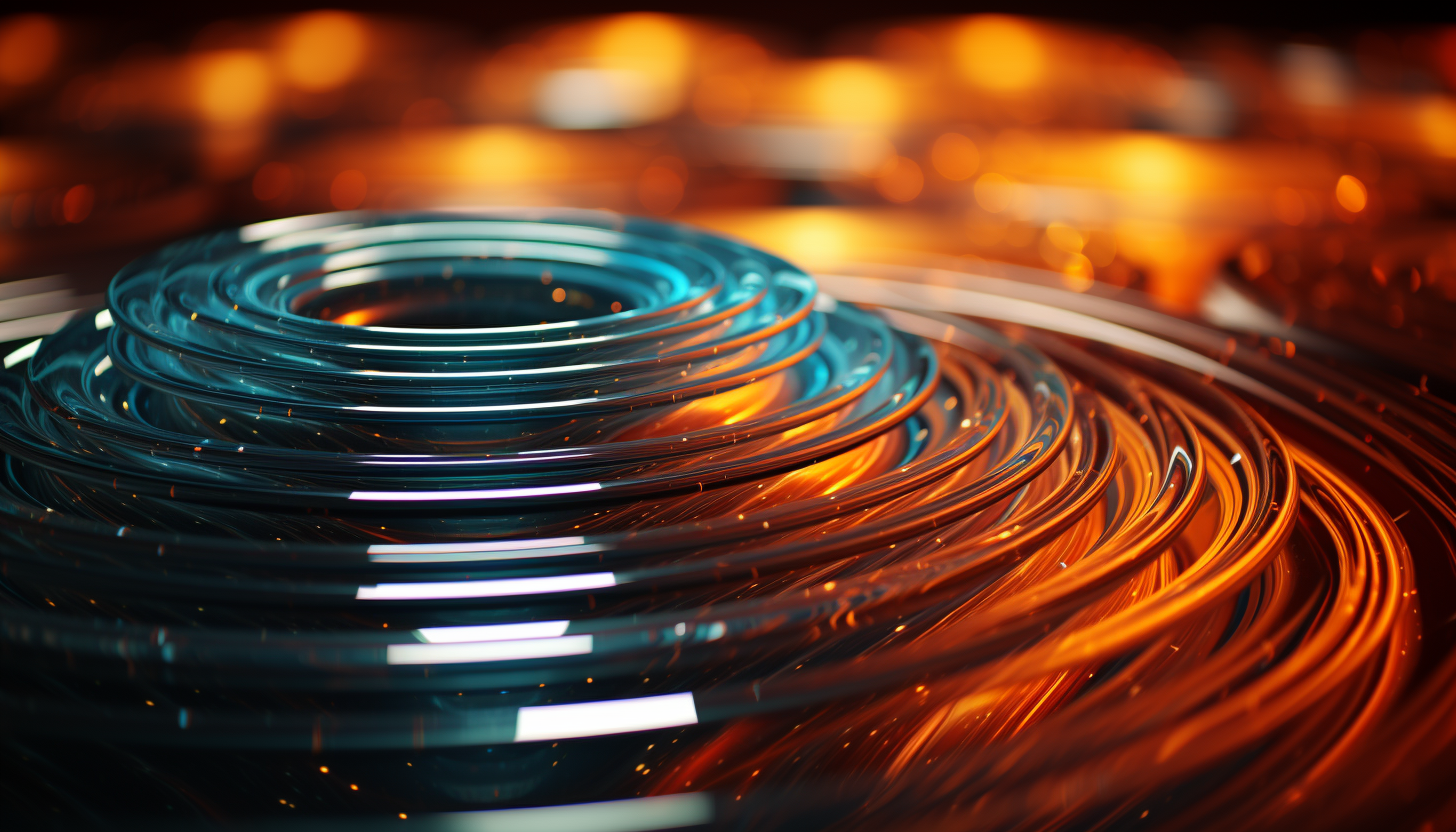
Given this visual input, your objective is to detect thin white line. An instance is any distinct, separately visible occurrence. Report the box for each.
[369,537,587,555]
[346,397,598,413]
[416,620,571,643]
[355,363,603,378]
[348,482,601,501]
[387,635,592,665]
[356,571,616,600]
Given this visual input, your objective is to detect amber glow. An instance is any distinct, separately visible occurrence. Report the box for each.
[193,51,273,124]
[930,132,980,181]
[5,11,1456,830]
[594,14,690,87]
[585,14,693,122]
[805,60,900,125]
[693,74,753,127]
[0,14,60,86]
[329,169,367,209]
[953,16,1045,92]
[277,12,368,92]
[639,160,686,214]
[1335,174,1368,213]
[453,127,565,185]
[974,172,1014,213]
[875,156,924,203]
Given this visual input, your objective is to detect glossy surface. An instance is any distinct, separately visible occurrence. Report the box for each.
[1,211,1454,831]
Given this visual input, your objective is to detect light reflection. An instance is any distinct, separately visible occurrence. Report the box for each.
[514,692,699,742]
[4,11,1456,831]
[437,793,713,832]
[2,338,41,369]
[387,634,592,665]
[356,572,617,600]
[276,11,368,93]
[368,538,605,562]
[415,620,571,643]
[348,482,603,500]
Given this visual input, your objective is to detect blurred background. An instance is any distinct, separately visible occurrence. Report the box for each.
[2,3,1455,368]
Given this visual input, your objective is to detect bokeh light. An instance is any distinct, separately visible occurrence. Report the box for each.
[953,15,1045,92]
[2,9,1456,830]
[277,11,368,92]
[192,50,273,124]
[0,15,60,86]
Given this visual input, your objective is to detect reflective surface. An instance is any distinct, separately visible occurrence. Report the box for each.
[2,211,1455,830]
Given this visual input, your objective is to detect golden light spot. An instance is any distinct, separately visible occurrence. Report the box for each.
[806,60,900,125]
[1335,174,1367,213]
[320,766,328,773]
[1045,222,1085,253]
[278,12,367,92]
[1418,97,1456,158]
[193,51,273,124]
[1111,136,1187,192]
[552,287,566,302]
[1060,252,1095,292]
[455,127,561,184]
[594,14,690,89]
[953,16,1044,92]
[930,133,979,181]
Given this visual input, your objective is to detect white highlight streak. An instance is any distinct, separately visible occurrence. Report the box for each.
[346,398,599,414]
[387,634,592,665]
[355,363,603,379]
[368,536,604,562]
[369,537,586,555]
[356,572,616,600]
[438,793,713,832]
[3,338,42,369]
[349,482,601,501]
[93,355,113,376]
[94,309,114,330]
[514,692,698,742]
[417,620,571,643]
